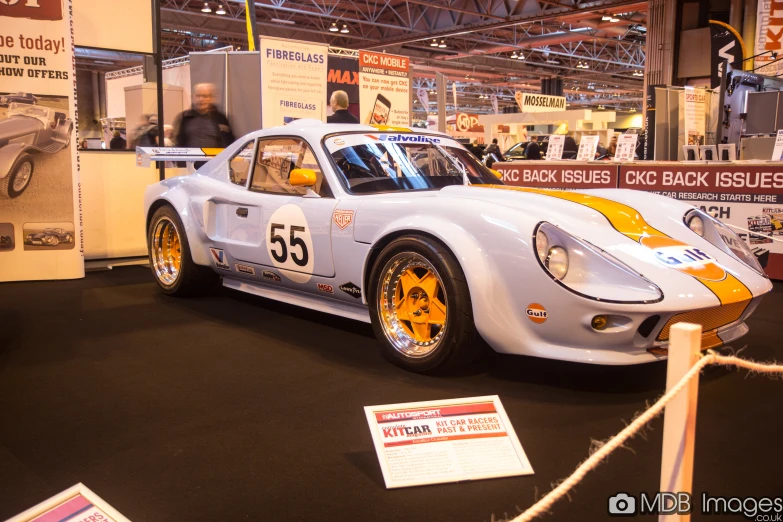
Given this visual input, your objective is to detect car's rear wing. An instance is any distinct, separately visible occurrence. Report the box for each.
[135,147,224,167]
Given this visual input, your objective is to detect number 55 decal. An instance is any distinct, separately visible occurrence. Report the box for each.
[266,205,315,283]
[269,223,309,266]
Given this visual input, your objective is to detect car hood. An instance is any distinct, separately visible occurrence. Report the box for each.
[0,116,42,140]
[437,184,772,302]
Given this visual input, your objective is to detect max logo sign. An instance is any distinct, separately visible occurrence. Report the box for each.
[327,69,358,85]
[0,0,62,20]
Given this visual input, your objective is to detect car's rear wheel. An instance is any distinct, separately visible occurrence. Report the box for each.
[0,154,34,198]
[369,235,481,372]
[49,236,59,246]
[148,204,218,296]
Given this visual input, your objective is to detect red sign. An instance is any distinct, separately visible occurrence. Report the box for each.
[0,0,62,20]
[359,51,409,73]
[494,162,618,189]
[455,113,484,133]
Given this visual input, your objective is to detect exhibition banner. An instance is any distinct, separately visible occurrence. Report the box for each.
[682,88,706,146]
[576,135,599,161]
[619,164,783,278]
[260,37,328,128]
[754,0,783,75]
[359,51,410,126]
[326,54,358,116]
[0,0,83,282]
[493,162,618,189]
[710,20,745,88]
[365,396,533,488]
[514,92,566,113]
[772,130,783,160]
[454,112,483,133]
[545,135,565,161]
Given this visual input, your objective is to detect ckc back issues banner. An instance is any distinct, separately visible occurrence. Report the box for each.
[0,0,83,282]
[365,395,533,488]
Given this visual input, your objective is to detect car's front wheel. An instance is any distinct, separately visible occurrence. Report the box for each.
[369,235,481,373]
[148,204,218,296]
[0,154,34,198]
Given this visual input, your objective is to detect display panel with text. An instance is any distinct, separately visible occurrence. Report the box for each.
[359,51,410,126]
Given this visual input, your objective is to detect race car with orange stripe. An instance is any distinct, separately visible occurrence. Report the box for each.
[140,122,772,372]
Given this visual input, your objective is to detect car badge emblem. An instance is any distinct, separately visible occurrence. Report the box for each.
[333,210,354,230]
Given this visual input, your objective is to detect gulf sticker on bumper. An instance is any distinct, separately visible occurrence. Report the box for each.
[476,186,753,306]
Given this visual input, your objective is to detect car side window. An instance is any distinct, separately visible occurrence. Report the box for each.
[250,138,332,197]
[229,140,254,186]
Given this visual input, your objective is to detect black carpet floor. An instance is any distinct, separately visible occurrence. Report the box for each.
[0,266,781,521]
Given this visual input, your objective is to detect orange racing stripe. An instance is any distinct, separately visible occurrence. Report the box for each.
[475,185,752,305]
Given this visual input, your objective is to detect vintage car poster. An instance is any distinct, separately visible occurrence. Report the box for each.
[0,0,83,281]
[259,36,328,128]
[358,50,410,127]
[365,395,533,488]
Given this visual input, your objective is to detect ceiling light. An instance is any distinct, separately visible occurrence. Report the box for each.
[601,15,611,21]
[340,24,349,33]
[609,16,620,22]
[582,61,589,69]
[94,60,115,65]
[438,39,447,48]
[329,22,339,32]
[511,51,518,59]
[271,18,296,25]
[215,4,225,14]
[430,39,438,47]
[517,53,525,60]
[201,2,211,12]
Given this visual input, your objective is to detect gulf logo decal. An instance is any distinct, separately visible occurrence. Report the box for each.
[525,304,547,324]
[639,236,726,282]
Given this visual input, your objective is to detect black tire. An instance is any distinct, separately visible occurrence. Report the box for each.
[147,204,218,296]
[368,235,480,373]
[0,154,34,198]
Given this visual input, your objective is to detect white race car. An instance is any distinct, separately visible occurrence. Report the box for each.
[140,121,772,372]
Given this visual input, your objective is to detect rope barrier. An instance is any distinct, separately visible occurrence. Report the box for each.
[509,352,783,522]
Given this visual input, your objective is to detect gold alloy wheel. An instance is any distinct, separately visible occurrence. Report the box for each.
[378,252,448,358]
[151,217,182,285]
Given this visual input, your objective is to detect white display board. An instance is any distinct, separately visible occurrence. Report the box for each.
[260,37,328,128]
[682,87,706,147]
[576,135,600,161]
[771,130,783,161]
[0,0,83,281]
[613,134,638,162]
[365,395,533,488]
[546,134,565,160]
[359,51,410,126]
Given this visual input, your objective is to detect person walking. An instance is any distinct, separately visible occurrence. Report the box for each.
[173,83,235,149]
[327,90,359,123]
[524,135,541,160]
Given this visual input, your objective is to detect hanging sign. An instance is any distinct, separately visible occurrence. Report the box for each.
[490,93,499,114]
[614,134,639,162]
[576,135,600,161]
[515,92,566,113]
[546,135,565,160]
[710,20,745,88]
[365,395,533,488]
[454,112,484,132]
[359,51,410,126]
[0,0,83,282]
[416,87,429,109]
[755,1,783,75]
[260,36,328,128]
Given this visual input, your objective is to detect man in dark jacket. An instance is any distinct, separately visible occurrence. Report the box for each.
[174,83,235,149]
[109,130,126,150]
[524,135,541,160]
[327,90,359,123]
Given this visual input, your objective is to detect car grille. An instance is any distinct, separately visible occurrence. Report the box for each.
[656,300,751,341]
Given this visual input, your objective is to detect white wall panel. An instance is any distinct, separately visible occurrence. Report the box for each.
[74,0,153,53]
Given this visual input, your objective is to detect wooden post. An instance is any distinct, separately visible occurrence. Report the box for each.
[659,322,702,522]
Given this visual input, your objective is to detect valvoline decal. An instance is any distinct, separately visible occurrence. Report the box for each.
[379,134,441,143]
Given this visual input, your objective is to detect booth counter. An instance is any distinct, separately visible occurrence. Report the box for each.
[492,160,783,279]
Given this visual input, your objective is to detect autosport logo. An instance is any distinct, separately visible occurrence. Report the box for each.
[640,236,727,282]
[379,134,441,143]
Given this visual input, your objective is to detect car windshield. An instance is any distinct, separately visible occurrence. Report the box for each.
[325,133,501,194]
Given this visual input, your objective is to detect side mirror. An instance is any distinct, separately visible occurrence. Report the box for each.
[289,168,317,186]
[489,168,503,180]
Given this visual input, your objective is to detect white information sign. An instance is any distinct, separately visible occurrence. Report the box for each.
[364,395,533,488]
[7,483,129,522]
[614,134,638,162]
[771,130,783,161]
[576,135,600,161]
[545,135,565,161]
[260,36,328,128]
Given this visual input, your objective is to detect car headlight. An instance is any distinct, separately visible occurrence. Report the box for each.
[534,222,662,303]
[684,209,764,274]
[687,214,704,236]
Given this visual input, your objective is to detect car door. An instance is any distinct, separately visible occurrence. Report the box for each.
[223,136,337,285]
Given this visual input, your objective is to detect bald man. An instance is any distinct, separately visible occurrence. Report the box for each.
[173,83,235,149]
[327,90,359,123]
